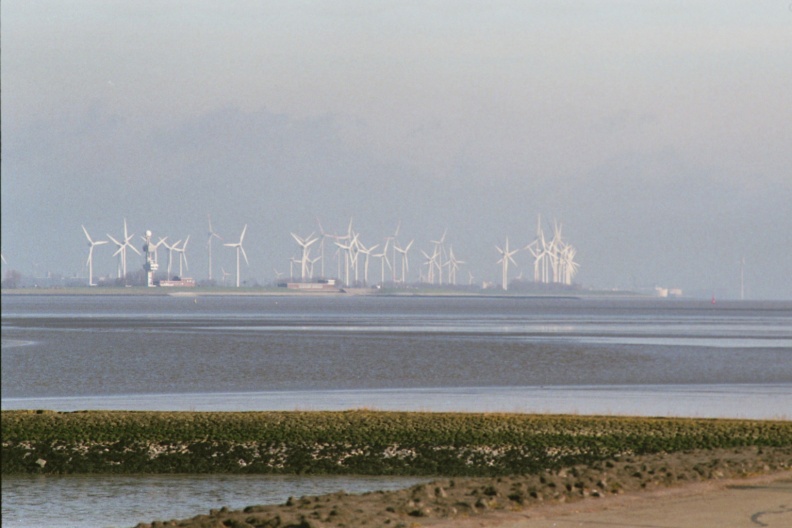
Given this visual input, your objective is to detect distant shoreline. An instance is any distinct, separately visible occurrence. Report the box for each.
[0,286,701,299]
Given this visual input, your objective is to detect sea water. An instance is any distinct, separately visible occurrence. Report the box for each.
[2,294,791,527]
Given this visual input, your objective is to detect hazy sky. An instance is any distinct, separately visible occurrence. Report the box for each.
[2,1,791,298]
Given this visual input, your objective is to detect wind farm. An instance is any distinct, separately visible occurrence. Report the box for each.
[3,214,593,295]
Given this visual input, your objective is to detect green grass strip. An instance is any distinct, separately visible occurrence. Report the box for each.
[3,410,790,476]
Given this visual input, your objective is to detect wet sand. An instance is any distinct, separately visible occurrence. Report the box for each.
[134,446,791,527]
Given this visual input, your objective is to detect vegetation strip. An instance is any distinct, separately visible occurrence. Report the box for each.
[3,410,791,475]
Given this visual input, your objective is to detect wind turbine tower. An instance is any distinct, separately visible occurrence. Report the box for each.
[496,238,519,291]
[207,215,222,282]
[224,225,249,288]
[82,225,108,286]
[107,219,141,282]
[291,232,319,282]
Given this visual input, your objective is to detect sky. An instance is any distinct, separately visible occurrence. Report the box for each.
[2,1,791,298]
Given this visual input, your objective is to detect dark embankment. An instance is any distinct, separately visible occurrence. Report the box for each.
[132,446,792,528]
[3,410,791,476]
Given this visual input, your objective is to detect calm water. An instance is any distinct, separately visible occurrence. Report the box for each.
[1,474,428,528]
[2,294,791,527]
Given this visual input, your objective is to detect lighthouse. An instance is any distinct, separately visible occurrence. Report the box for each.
[142,230,159,287]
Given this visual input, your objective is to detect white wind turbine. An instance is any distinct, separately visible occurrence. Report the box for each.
[496,238,519,291]
[107,219,140,280]
[221,267,231,287]
[394,239,413,283]
[334,238,353,285]
[291,232,319,282]
[561,244,579,285]
[82,225,108,286]
[446,246,465,286]
[308,255,321,280]
[315,218,337,279]
[175,235,190,277]
[525,214,545,283]
[372,239,391,285]
[420,246,440,284]
[224,225,248,288]
[357,242,378,287]
[385,222,400,283]
[430,229,448,285]
[162,239,181,279]
[207,215,222,282]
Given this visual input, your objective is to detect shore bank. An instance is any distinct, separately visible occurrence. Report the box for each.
[131,446,791,528]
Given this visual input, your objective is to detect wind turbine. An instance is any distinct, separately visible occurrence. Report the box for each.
[207,215,222,282]
[107,219,140,281]
[291,232,319,282]
[496,238,519,291]
[394,239,413,283]
[162,239,181,279]
[446,246,465,286]
[357,242,378,287]
[175,235,190,277]
[315,217,339,279]
[420,247,440,284]
[430,229,448,285]
[224,225,248,288]
[82,225,108,286]
[385,222,400,283]
[221,267,231,287]
[334,238,353,285]
[372,239,391,285]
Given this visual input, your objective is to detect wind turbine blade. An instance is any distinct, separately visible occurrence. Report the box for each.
[240,224,248,243]
[108,234,122,246]
[82,225,93,243]
[240,246,249,265]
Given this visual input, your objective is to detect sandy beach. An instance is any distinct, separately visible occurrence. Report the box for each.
[132,446,791,527]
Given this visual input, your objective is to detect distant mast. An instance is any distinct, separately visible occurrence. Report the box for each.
[740,256,745,301]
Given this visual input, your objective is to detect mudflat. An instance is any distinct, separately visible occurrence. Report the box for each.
[133,446,791,528]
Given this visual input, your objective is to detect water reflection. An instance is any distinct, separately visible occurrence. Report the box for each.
[2,474,429,528]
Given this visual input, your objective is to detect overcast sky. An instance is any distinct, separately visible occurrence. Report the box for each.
[2,1,791,298]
